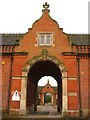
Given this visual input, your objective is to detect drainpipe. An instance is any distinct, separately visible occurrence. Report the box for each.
[6,55,13,114]
[77,57,83,117]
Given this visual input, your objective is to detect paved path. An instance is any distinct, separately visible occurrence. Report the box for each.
[24,105,61,118]
[37,105,60,116]
[2,106,89,119]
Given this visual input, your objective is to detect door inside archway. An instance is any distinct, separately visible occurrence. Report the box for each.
[37,76,58,106]
[26,60,62,113]
[44,92,52,105]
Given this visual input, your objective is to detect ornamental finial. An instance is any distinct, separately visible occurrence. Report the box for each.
[47,79,49,83]
[43,2,50,10]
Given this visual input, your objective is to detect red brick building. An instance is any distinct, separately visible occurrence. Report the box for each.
[38,80,57,105]
[1,2,90,117]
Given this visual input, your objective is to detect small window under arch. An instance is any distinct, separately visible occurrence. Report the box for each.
[80,47,82,52]
[2,47,4,52]
[76,47,79,52]
[84,47,86,52]
[12,47,15,52]
[5,47,8,52]
[87,48,89,52]
[9,47,11,52]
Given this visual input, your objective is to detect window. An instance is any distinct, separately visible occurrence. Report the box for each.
[39,34,51,46]
[35,32,55,47]
[9,47,11,52]
[84,47,86,52]
[12,47,15,52]
[87,48,89,52]
[46,35,51,45]
[2,47,4,52]
[76,47,79,52]
[80,47,82,52]
[5,47,8,52]
[47,86,49,89]
[40,35,44,45]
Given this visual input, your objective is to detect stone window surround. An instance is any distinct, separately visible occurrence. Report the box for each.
[35,31,55,47]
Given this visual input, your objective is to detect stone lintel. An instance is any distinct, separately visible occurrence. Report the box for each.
[12,76,27,79]
[68,92,77,96]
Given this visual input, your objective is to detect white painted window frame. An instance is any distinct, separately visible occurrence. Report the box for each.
[35,32,55,47]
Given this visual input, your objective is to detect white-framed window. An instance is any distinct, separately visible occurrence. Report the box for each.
[40,35,45,45]
[46,35,51,45]
[35,32,55,47]
[39,34,51,46]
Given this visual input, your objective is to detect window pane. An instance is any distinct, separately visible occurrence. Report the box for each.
[12,47,15,52]
[47,86,49,89]
[87,48,89,52]
[9,47,11,52]
[46,35,50,44]
[84,47,86,52]
[6,47,8,52]
[76,47,79,52]
[40,35,44,44]
[2,47,4,52]
[80,47,82,52]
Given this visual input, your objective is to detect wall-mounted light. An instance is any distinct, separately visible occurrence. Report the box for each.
[2,61,5,65]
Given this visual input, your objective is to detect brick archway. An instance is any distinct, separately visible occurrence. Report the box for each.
[19,49,68,115]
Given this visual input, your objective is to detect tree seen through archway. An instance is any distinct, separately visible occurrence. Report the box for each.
[44,93,52,104]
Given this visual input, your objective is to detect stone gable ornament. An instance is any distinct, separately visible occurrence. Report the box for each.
[43,2,49,10]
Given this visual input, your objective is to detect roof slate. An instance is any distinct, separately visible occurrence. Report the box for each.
[1,34,90,46]
[68,34,90,46]
[1,34,24,46]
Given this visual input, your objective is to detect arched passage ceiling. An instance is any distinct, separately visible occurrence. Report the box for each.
[28,60,62,85]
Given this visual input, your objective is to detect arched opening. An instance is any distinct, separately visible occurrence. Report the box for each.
[44,92,52,105]
[37,76,58,107]
[26,60,62,113]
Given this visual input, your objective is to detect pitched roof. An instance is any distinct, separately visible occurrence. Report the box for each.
[1,34,24,46]
[68,34,90,46]
[1,33,90,46]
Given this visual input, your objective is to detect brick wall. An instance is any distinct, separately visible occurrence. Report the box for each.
[80,58,88,113]
[1,9,89,116]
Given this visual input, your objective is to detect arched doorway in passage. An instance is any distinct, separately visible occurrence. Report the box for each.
[37,77,58,106]
[19,50,68,116]
[26,60,62,113]
[44,92,52,105]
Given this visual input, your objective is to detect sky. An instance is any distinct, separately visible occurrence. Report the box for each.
[0,0,89,86]
[0,0,89,34]
[38,76,57,86]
